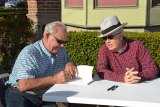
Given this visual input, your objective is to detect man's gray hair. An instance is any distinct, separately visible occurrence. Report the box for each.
[43,21,67,36]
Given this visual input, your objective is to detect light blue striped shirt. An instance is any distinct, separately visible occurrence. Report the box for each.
[6,40,71,87]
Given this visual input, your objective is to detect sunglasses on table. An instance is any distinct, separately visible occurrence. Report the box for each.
[53,35,68,44]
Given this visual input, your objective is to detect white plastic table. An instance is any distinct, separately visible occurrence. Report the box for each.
[42,76,160,107]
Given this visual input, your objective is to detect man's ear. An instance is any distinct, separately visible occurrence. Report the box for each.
[120,35,124,41]
[44,33,51,40]
[43,33,51,42]
[45,33,50,38]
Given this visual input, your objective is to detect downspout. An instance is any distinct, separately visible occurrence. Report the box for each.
[146,0,151,26]
[85,0,88,27]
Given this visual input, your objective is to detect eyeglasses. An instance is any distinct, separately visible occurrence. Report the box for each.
[53,35,68,44]
[103,35,114,40]
[103,32,122,40]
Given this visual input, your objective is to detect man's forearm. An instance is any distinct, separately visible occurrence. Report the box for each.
[139,67,158,81]
[18,76,55,92]
[97,68,125,82]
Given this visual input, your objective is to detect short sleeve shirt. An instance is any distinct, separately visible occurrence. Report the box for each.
[6,40,70,87]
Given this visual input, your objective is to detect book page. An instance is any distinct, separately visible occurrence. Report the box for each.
[66,65,94,85]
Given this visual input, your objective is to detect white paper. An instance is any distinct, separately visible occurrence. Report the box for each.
[66,65,94,85]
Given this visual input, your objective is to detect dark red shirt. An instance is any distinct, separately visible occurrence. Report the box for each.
[97,39,158,82]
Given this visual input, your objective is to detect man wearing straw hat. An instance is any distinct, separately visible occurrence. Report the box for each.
[97,16,158,84]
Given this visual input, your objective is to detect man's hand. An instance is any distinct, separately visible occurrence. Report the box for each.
[124,67,141,84]
[51,62,77,84]
[52,70,69,84]
[64,62,78,79]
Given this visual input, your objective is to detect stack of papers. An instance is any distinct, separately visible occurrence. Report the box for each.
[66,65,94,85]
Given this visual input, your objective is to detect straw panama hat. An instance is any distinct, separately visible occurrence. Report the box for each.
[98,16,127,38]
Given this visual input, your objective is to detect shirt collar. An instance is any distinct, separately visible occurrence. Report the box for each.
[118,48,123,53]
[118,39,128,54]
[39,40,53,57]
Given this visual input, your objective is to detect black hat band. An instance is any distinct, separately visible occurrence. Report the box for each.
[102,22,121,35]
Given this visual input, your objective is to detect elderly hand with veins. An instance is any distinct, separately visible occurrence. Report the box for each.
[124,67,141,84]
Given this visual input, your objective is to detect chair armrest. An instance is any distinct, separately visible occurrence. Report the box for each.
[0,73,9,83]
[0,73,9,107]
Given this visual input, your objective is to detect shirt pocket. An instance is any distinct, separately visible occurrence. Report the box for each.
[54,63,65,73]
[36,64,51,78]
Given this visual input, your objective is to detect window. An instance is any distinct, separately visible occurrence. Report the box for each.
[95,0,137,7]
[152,0,160,7]
[66,0,83,7]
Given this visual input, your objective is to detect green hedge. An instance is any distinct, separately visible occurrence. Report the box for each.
[0,8,27,16]
[65,31,160,73]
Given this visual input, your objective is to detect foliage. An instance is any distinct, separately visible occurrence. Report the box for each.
[0,23,159,73]
[0,8,27,15]
[0,13,35,71]
[65,31,160,73]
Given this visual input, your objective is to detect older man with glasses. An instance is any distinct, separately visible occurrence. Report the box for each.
[97,16,158,84]
[5,21,77,107]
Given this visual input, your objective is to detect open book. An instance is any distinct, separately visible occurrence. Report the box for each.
[66,65,94,85]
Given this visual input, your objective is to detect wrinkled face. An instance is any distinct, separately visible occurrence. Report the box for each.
[103,29,124,52]
[45,26,68,55]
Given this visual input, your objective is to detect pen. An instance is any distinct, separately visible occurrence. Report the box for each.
[64,70,75,80]
[107,85,115,91]
[107,85,119,91]
[70,74,74,79]
[111,85,119,91]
